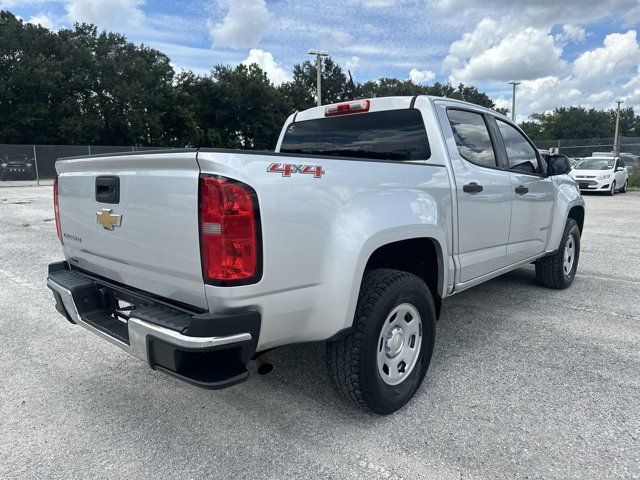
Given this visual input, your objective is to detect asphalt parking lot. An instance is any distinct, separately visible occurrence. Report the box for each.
[1,186,638,479]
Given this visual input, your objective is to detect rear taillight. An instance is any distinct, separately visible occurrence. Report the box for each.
[198,175,261,285]
[325,99,370,117]
[53,176,62,243]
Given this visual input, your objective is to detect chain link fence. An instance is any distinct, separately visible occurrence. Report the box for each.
[534,136,640,160]
[2,139,640,187]
[0,144,175,185]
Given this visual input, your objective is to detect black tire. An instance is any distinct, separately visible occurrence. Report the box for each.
[326,269,436,414]
[535,218,580,289]
[608,181,616,196]
[620,180,628,193]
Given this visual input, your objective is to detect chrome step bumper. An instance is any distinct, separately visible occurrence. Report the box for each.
[47,261,260,389]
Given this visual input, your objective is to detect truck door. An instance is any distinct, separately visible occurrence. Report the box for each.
[492,118,555,263]
[436,104,513,283]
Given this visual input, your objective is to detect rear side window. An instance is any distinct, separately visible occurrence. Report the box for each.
[446,109,497,168]
[280,109,430,161]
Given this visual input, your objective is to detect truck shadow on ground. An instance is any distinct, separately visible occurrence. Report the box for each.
[240,265,541,413]
[66,266,544,433]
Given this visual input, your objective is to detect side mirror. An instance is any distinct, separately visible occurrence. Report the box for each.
[547,155,571,176]
[616,167,624,172]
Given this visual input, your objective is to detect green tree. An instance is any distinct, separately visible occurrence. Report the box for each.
[520,106,616,140]
[0,10,512,149]
[207,64,289,149]
[280,57,350,110]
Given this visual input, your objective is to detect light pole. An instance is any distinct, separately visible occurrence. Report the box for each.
[508,81,521,121]
[614,100,623,157]
[308,49,329,107]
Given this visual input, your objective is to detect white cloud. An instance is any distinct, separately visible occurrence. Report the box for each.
[329,30,352,46]
[491,30,640,117]
[360,0,402,7]
[433,0,640,27]
[66,0,145,29]
[409,68,435,84]
[587,91,614,103]
[446,17,507,62]
[208,0,270,49]
[242,49,289,85]
[449,27,564,83]
[346,56,360,72]
[514,76,581,113]
[556,24,586,44]
[572,30,640,84]
[27,12,57,30]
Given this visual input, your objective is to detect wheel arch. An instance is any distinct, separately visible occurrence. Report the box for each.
[363,237,444,318]
[568,205,585,234]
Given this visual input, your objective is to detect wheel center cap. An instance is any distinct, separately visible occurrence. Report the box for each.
[385,327,404,358]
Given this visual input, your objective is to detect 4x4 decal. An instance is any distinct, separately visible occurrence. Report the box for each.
[267,163,325,178]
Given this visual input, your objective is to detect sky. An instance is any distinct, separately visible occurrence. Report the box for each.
[4,0,640,120]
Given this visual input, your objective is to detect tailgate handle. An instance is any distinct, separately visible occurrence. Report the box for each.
[95,176,120,204]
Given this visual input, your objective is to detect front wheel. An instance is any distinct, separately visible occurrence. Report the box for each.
[608,181,616,196]
[326,269,436,414]
[535,218,580,289]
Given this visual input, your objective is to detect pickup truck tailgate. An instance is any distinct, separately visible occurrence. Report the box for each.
[56,151,207,309]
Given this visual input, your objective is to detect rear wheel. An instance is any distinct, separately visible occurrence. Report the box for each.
[620,180,628,193]
[326,269,436,414]
[535,218,580,289]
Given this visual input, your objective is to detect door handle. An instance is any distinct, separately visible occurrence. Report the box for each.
[463,182,483,193]
[515,185,529,195]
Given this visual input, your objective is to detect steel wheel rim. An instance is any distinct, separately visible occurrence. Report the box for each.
[377,303,422,386]
[563,233,576,275]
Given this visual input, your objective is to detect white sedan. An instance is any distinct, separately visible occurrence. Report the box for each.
[570,157,629,195]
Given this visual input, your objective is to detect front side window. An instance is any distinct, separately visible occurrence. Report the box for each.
[446,109,497,168]
[496,120,540,174]
[280,109,430,161]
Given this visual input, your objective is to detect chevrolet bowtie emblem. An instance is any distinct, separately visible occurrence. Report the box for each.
[96,208,122,230]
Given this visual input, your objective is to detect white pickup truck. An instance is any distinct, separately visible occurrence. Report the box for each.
[47,96,585,414]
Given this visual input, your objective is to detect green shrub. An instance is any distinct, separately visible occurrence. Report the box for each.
[629,170,640,189]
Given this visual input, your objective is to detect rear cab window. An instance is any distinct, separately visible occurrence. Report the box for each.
[280,109,430,161]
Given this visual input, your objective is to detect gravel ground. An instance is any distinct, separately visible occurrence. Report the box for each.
[1,186,638,479]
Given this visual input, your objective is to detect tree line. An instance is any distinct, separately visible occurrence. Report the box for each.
[0,10,501,149]
[520,106,639,141]
[2,10,638,150]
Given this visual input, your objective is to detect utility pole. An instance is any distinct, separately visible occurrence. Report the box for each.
[614,100,623,157]
[508,81,521,121]
[308,49,329,107]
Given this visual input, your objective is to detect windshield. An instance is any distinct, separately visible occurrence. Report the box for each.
[575,159,614,170]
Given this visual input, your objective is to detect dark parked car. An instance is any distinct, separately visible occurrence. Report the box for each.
[0,155,37,181]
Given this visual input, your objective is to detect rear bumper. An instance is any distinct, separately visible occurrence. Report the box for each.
[47,261,260,389]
